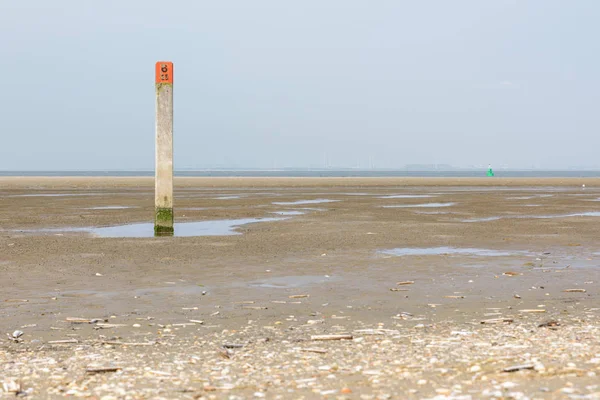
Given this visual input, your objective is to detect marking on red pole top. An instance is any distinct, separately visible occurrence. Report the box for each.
[155,62,173,84]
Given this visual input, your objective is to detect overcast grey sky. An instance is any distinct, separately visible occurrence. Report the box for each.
[1,1,598,170]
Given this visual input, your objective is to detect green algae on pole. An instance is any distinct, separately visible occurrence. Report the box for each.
[155,62,174,236]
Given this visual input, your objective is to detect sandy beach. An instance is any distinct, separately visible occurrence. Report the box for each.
[2,177,600,399]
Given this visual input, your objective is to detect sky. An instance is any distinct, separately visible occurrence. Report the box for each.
[1,1,599,170]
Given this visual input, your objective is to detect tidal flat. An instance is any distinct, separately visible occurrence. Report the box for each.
[1,177,600,399]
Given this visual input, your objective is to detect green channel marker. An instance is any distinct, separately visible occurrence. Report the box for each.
[486,164,494,177]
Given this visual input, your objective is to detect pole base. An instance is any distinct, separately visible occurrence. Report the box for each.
[154,207,174,237]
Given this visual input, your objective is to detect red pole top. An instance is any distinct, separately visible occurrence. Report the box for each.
[155,61,173,84]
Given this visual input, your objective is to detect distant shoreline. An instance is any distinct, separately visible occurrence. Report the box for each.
[0,176,597,189]
[2,170,600,178]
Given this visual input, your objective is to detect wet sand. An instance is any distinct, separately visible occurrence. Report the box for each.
[1,178,600,399]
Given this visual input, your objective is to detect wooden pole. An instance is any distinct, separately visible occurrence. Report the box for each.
[155,61,174,236]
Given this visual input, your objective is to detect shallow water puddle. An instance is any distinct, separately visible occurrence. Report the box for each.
[273,199,339,205]
[270,211,305,216]
[383,202,456,208]
[506,196,536,200]
[92,218,286,238]
[462,211,600,222]
[13,218,286,238]
[214,196,242,200]
[461,216,503,222]
[531,212,600,219]
[379,195,436,199]
[380,247,524,257]
[507,194,554,200]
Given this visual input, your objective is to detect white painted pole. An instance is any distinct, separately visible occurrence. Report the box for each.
[155,61,174,235]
